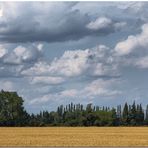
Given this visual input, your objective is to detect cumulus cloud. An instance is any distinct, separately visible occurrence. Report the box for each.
[49,49,90,77]
[113,23,148,70]
[115,23,148,56]
[2,44,42,65]
[21,61,50,76]
[21,45,118,79]
[0,43,43,78]
[50,46,113,77]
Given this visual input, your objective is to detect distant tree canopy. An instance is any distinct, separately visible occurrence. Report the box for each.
[0,90,148,126]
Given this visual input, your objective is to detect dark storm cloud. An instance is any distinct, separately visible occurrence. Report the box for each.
[0,2,125,43]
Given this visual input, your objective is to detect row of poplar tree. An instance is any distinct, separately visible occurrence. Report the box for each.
[0,90,148,126]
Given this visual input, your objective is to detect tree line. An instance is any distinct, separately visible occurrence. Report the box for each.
[0,90,148,126]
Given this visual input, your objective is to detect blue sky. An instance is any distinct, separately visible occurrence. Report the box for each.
[0,2,148,113]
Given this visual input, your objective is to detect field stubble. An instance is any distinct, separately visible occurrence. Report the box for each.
[0,127,148,146]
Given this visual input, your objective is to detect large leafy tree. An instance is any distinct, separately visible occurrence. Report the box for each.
[0,90,29,126]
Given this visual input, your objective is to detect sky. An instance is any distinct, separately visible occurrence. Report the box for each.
[0,2,148,113]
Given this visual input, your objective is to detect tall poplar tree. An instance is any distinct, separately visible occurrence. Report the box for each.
[122,102,129,125]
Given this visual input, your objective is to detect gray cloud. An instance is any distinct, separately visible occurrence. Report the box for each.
[0,2,126,43]
[0,43,43,77]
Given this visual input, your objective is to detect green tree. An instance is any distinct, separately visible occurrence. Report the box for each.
[122,102,129,125]
[0,90,28,126]
[130,101,137,125]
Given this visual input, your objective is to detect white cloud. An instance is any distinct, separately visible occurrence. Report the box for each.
[0,46,7,58]
[31,76,65,85]
[37,43,43,51]
[115,23,148,56]
[14,46,26,57]
[49,49,90,77]
[86,17,126,31]
[3,44,42,65]
[21,61,50,76]
[22,45,118,78]
[86,17,112,30]
[21,49,89,77]
[113,23,148,70]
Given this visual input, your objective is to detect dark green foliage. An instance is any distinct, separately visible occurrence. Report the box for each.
[0,90,148,126]
[122,102,129,125]
[0,90,29,126]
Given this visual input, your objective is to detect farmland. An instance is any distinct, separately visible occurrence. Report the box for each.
[0,127,148,146]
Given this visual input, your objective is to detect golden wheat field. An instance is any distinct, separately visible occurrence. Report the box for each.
[0,127,148,146]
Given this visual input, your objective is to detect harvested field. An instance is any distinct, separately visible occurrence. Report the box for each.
[0,127,148,146]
